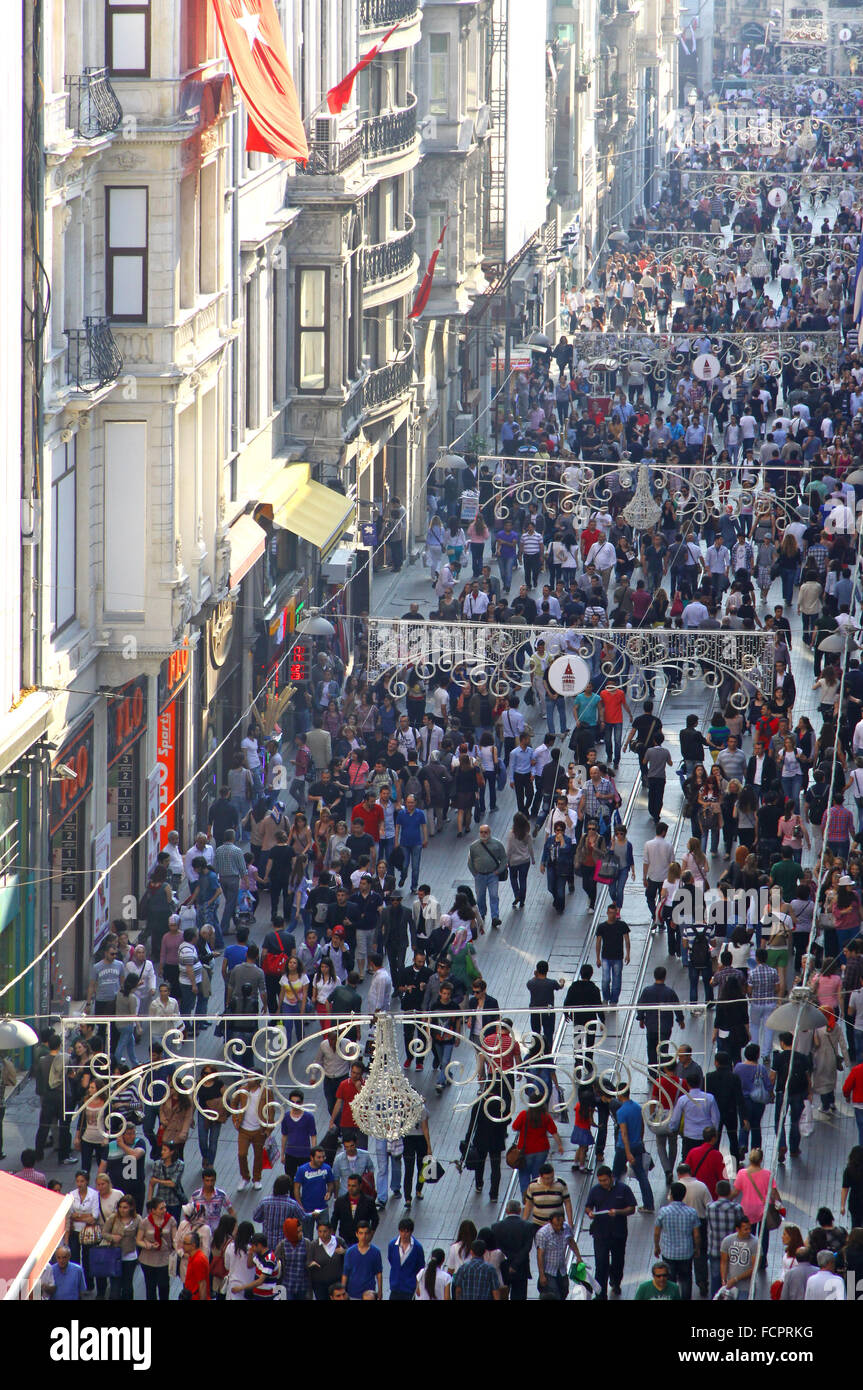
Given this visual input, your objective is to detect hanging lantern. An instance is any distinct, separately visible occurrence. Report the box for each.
[621,464,662,531]
[796,116,817,155]
[749,234,770,280]
[349,1013,425,1140]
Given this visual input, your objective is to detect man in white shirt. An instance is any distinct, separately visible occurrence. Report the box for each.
[500,699,526,761]
[643,823,675,918]
[705,537,731,603]
[367,955,393,1013]
[463,584,490,620]
[183,833,214,886]
[739,410,758,443]
[682,597,709,629]
[804,1250,845,1300]
[164,830,185,886]
[586,534,617,592]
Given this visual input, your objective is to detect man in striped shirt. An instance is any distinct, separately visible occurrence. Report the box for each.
[519,521,545,590]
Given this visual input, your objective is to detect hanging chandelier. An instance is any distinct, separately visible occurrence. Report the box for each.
[349,1013,425,1140]
[621,463,662,531]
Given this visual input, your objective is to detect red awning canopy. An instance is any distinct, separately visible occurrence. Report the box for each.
[0,1172,72,1300]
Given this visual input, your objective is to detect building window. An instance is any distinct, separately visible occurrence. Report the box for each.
[429,200,447,264]
[180,0,215,73]
[106,187,148,322]
[296,268,327,392]
[429,34,449,117]
[51,437,76,635]
[106,1,151,78]
[245,276,261,431]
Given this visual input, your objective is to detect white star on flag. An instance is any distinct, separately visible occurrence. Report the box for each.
[235,2,268,51]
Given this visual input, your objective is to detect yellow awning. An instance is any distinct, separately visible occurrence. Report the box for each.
[255,463,355,561]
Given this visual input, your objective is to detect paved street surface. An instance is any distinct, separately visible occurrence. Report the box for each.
[3,531,854,1299]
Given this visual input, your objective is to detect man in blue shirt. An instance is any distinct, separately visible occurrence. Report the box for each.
[611,1085,655,1213]
[495,519,521,595]
[394,794,428,894]
[342,1222,383,1299]
[294,1147,335,1237]
[44,1246,87,1300]
[507,732,536,816]
[387,1218,426,1300]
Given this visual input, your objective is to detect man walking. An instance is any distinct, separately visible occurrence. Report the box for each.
[394,794,428,895]
[644,735,673,822]
[508,731,536,816]
[584,1165,637,1299]
[636,966,685,1069]
[467,824,507,929]
[489,1200,536,1301]
[654,1182,701,1300]
[596,904,631,1007]
[213,828,248,949]
[643,822,674,920]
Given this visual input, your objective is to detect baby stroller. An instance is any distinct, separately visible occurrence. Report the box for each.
[236,885,256,925]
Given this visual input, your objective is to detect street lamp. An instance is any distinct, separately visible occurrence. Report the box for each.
[0,1018,39,1049]
[298,609,335,639]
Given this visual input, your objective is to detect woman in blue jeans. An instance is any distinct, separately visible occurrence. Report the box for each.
[279,960,309,1046]
[511,1101,564,1195]
[609,824,635,909]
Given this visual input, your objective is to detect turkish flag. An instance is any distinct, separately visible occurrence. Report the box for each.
[327,22,401,115]
[409,221,448,319]
[211,0,308,163]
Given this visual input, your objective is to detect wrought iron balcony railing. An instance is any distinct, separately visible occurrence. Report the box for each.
[362,341,415,413]
[302,130,363,175]
[362,217,416,287]
[360,0,419,28]
[66,67,123,140]
[65,317,124,391]
[362,94,418,160]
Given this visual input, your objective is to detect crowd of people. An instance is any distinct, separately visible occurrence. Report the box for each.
[10,127,863,1303]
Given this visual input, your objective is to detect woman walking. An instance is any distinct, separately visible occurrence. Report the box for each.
[505,811,535,910]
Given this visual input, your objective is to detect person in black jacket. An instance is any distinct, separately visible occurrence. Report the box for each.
[706,1052,745,1166]
[679,714,708,774]
[331,1174,379,1246]
[636,966,685,1069]
[745,744,778,799]
[397,952,433,1068]
[489,1200,536,1300]
[564,964,604,1058]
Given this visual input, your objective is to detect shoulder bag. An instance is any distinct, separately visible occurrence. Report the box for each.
[505,1121,528,1171]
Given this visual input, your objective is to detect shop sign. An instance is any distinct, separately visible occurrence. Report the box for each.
[107,675,148,768]
[92,823,112,948]
[158,639,190,711]
[50,718,94,835]
[154,702,177,848]
[146,766,162,874]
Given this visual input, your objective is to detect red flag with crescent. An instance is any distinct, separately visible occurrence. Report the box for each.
[210,0,309,162]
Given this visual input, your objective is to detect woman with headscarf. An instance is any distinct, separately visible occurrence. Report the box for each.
[274,1217,310,1302]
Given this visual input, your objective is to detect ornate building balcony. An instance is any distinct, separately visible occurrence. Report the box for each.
[65,67,123,140]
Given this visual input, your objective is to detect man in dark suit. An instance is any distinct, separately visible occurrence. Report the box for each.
[745,742,778,799]
[331,1174,379,1246]
[489,1199,536,1301]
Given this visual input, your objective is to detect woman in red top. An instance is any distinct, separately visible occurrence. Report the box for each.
[511,1101,564,1195]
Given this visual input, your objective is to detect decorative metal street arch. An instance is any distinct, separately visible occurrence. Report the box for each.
[364,617,775,705]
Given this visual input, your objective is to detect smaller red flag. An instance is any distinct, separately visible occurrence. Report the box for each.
[410,221,449,320]
[326,21,401,115]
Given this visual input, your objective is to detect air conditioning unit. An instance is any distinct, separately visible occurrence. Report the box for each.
[323,546,354,586]
[315,114,342,144]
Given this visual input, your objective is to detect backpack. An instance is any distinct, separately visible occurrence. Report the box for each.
[262,930,289,977]
[403,772,424,803]
[806,784,828,826]
[689,931,711,968]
